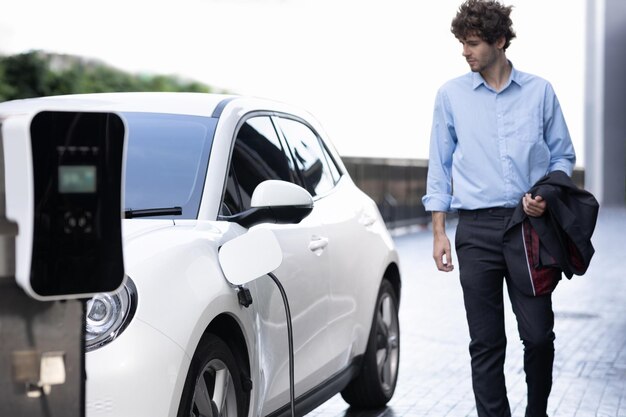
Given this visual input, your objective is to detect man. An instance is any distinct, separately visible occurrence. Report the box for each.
[421,1,576,417]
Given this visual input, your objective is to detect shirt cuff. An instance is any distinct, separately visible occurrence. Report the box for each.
[548,163,574,177]
[422,193,452,212]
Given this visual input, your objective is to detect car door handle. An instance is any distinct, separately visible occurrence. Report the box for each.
[308,236,329,255]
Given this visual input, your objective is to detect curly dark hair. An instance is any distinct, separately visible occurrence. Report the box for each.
[451,0,516,50]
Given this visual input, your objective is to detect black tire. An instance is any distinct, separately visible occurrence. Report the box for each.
[177,333,248,417]
[341,279,400,408]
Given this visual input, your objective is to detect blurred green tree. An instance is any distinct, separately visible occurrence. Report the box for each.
[0,51,52,100]
[0,50,217,101]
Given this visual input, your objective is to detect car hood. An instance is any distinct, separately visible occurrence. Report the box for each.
[122,219,175,242]
[120,219,232,274]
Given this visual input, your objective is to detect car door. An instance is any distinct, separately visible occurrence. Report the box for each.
[275,116,387,372]
[222,115,332,414]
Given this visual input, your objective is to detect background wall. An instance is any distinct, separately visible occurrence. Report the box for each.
[585,0,626,206]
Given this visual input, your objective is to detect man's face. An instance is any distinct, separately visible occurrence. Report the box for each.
[459,34,500,73]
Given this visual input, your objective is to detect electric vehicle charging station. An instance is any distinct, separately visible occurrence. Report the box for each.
[0,111,126,416]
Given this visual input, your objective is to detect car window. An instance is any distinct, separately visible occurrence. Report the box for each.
[224,116,296,213]
[322,142,343,183]
[276,117,336,197]
[122,112,216,219]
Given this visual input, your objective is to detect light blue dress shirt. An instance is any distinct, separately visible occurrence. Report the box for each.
[422,66,576,212]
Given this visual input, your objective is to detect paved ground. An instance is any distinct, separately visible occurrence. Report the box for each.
[308,207,626,417]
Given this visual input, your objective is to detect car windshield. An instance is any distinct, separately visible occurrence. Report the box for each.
[122,112,217,219]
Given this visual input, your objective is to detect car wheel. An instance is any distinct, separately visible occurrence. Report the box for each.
[341,279,400,408]
[177,333,247,417]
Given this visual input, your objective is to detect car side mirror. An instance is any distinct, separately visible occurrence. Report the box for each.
[218,228,283,286]
[220,180,313,228]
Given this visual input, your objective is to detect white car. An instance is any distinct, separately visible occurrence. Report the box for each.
[0,93,401,417]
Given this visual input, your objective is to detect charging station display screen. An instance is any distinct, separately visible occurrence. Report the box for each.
[58,165,97,193]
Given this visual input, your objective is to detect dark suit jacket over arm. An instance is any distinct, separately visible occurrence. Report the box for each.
[503,171,599,296]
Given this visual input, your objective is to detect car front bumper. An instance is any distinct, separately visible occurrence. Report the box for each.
[86,318,191,417]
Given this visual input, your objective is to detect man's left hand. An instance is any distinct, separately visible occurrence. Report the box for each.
[523,193,546,217]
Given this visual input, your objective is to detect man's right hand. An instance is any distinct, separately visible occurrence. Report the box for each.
[433,232,454,272]
[431,211,454,272]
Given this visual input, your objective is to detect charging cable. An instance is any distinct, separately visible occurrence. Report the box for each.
[267,272,295,417]
[218,228,296,417]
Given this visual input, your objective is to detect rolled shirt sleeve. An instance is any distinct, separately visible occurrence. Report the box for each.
[422,89,456,212]
[544,83,576,175]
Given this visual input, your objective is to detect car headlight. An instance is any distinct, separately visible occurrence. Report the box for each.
[85,277,138,352]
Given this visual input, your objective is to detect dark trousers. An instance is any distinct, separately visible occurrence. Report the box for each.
[455,208,554,417]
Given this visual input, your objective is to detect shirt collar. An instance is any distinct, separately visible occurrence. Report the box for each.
[472,61,523,91]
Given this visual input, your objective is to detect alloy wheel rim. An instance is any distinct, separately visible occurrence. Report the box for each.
[191,358,238,417]
[375,292,399,394]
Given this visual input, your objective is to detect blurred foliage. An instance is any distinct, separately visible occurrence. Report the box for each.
[0,50,218,102]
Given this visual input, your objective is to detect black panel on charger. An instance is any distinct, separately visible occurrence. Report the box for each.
[30,111,125,297]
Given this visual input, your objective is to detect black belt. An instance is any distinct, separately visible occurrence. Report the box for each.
[458,207,516,217]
